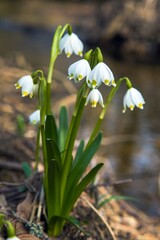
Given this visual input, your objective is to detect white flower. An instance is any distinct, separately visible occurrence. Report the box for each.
[29,110,40,124]
[59,33,83,57]
[123,87,145,113]
[6,237,20,240]
[68,59,91,82]
[85,89,104,108]
[87,62,115,89]
[15,75,38,98]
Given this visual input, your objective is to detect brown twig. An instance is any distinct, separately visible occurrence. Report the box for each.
[81,195,117,240]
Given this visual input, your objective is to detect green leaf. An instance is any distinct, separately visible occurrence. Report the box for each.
[97,195,137,209]
[47,159,61,221]
[72,140,85,169]
[68,132,102,190]
[58,106,68,152]
[45,114,58,142]
[64,163,103,214]
[22,162,32,178]
[46,138,62,170]
[64,216,89,236]
[61,132,102,214]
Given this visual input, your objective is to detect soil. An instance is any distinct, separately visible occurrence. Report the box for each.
[0,55,160,240]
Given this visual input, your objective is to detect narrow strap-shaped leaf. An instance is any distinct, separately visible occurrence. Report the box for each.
[72,140,85,169]
[63,216,89,236]
[45,114,58,142]
[58,106,68,152]
[63,163,103,215]
[68,132,102,190]
[46,138,62,170]
[98,195,137,209]
[47,159,61,221]
[73,163,103,203]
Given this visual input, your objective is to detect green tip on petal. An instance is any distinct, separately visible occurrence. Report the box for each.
[138,103,144,109]
[78,74,83,80]
[91,101,97,108]
[78,51,83,57]
[104,79,109,85]
[129,105,134,111]
[15,83,21,89]
[91,80,97,87]
[22,92,29,97]
[67,52,71,58]
[112,81,116,87]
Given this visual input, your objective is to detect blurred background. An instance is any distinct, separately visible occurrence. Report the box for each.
[0,0,160,217]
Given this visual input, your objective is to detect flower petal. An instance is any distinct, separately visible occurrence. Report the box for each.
[59,32,83,57]
[87,62,114,88]
[86,89,104,108]
[123,87,145,113]
[29,110,40,124]
[68,59,91,82]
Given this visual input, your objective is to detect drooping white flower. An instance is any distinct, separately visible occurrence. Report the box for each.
[15,75,38,98]
[123,87,145,113]
[59,33,83,57]
[68,59,91,82]
[6,237,20,240]
[85,89,104,108]
[29,110,40,124]
[87,62,115,89]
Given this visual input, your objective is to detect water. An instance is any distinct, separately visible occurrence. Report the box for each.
[0,4,160,217]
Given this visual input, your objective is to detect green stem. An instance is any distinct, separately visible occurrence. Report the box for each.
[46,82,52,114]
[62,83,86,162]
[48,219,65,237]
[46,26,63,114]
[46,56,56,114]
[40,124,48,187]
[34,126,41,171]
[86,77,126,148]
[46,24,71,114]
[60,23,70,38]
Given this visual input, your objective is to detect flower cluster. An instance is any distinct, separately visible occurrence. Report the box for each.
[15,30,145,125]
[64,32,145,111]
[68,58,115,108]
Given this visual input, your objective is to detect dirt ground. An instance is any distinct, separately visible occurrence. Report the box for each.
[0,55,160,240]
